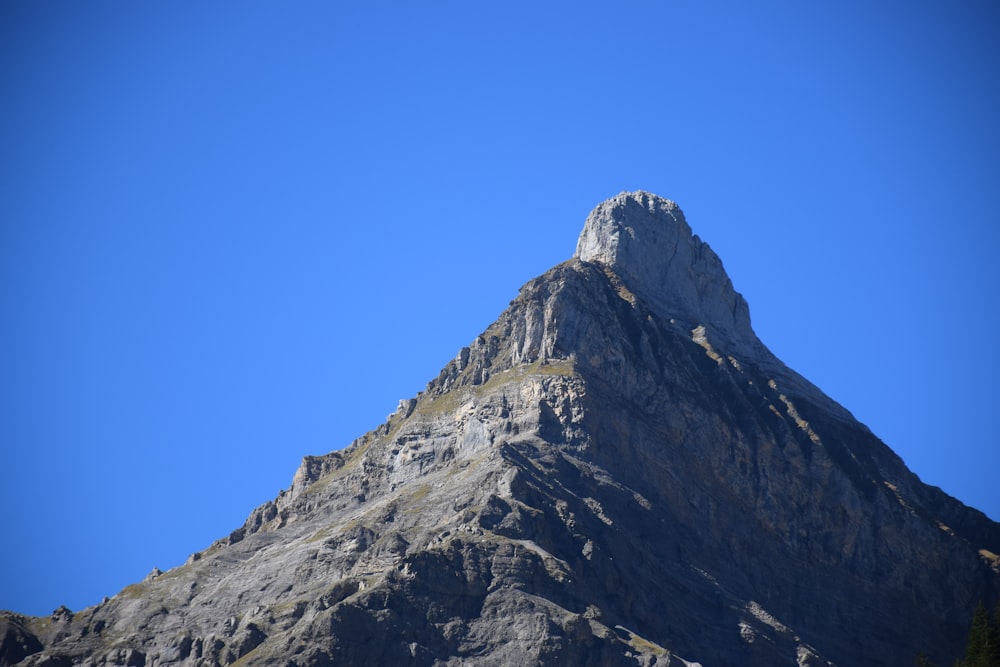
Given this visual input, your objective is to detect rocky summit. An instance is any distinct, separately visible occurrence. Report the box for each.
[3,191,998,667]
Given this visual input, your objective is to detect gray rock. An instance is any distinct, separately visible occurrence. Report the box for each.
[4,192,997,666]
[0,615,42,666]
[575,191,756,357]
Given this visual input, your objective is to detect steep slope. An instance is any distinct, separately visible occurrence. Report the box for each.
[5,191,998,667]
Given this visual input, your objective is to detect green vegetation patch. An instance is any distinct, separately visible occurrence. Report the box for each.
[116,583,148,600]
[615,625,668,656]
[413,358,575,419]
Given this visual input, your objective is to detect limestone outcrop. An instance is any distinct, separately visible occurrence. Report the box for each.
[5,192,997,666]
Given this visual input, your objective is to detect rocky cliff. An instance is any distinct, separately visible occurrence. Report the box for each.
[4,191,998,666]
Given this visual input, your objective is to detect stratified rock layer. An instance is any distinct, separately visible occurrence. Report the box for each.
[6,191,998,667]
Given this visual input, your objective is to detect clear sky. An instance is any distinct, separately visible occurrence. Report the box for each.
[2,1,998,617]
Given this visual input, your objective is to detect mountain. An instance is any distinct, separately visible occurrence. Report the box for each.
[3,191,998,666]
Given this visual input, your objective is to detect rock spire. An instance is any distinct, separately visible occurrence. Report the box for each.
[575,190,755,354]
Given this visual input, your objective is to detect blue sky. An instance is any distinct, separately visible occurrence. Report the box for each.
[2,1,998,617]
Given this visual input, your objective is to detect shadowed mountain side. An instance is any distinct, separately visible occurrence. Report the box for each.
[4,192,997,667]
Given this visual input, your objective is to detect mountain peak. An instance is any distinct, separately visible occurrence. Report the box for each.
[575,190,755,354]
[6,193,998,667]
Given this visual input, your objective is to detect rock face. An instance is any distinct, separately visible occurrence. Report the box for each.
[5,191,999,666]
[575,192,755,356]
